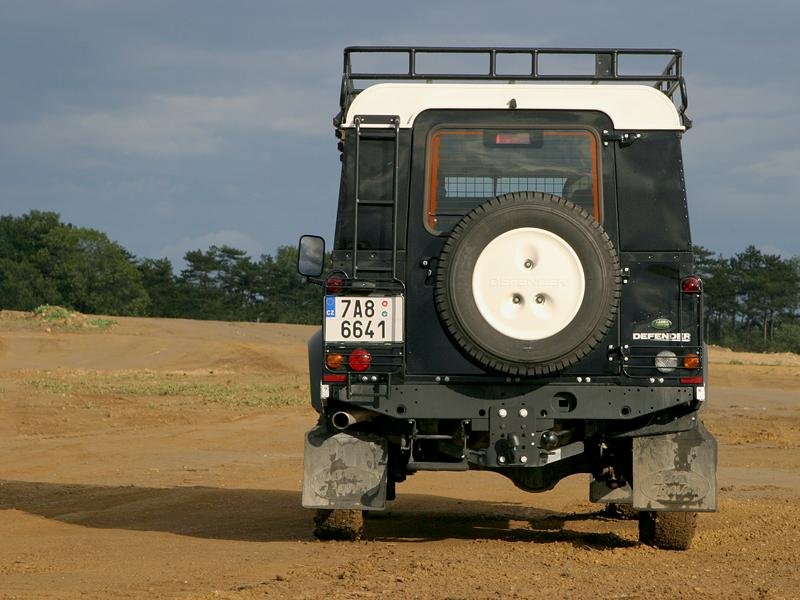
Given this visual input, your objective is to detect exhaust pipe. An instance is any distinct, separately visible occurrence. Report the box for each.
[331,408,377,430]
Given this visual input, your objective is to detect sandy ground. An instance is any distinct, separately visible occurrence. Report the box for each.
[1,313,799,599]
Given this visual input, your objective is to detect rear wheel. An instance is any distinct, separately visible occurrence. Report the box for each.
[638,511,697,550]
[313,509,364,541]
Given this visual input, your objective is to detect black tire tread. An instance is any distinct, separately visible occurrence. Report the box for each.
[313,509,365,541]
[638,511,697,550]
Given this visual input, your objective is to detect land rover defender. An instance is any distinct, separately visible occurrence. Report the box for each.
[297,47,716,550]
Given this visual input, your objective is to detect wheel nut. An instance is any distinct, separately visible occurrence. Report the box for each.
[535,294,545,304]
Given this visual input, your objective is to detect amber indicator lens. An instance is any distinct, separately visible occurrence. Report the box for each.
[326,353,344,370]
[683,353,701,370]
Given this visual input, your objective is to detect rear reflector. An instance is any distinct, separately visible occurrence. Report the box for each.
[322,374,346,383]
[680,376,703,384]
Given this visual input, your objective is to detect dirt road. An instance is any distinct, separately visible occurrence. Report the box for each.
[1,313,799,598]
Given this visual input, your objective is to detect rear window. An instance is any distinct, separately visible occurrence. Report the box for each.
[425,128,600,233]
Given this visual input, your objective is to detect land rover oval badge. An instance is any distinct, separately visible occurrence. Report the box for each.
[651,317,672,330]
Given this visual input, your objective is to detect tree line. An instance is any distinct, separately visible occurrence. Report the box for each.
[1,211,799,353]
[0,211,322,324]
[695,245,800,352]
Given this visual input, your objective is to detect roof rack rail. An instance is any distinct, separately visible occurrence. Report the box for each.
[340,46,690,128]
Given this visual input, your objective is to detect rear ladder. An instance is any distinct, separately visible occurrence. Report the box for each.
[352,114,401,281]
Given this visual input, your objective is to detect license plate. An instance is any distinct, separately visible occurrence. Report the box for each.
[324,296,404,343]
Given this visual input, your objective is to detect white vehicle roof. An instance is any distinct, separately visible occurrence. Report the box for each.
[344,83,684,131]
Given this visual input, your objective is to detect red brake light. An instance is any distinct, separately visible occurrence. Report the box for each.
[326,276,344,294]
[348,348,372,372]
[681,275,702,293]
[495,132,530,145]
[680,376,704,384]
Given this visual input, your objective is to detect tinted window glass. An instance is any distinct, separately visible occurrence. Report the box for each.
[335,138,395,249]
[426,128,600,233]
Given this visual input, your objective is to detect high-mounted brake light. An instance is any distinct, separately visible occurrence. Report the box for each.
[326,276,344,294]
[681,275,702,293]
[348,348,372,372]
[495,132,530,145]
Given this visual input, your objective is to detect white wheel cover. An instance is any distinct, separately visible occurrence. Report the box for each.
[471,227,586,341]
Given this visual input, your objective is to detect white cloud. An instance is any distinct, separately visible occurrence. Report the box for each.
[734,148,800,182]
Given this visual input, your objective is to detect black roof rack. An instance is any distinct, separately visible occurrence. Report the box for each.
[340,47,690,128]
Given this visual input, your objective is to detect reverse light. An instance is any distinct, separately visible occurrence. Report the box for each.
[325,353,344,370]
[326,275,344,294]
[348,348,372,372]
[655,350,678,373]
[683,353,701,370]
[681,275,702,293]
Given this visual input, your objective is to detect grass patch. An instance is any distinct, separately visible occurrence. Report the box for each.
[6,305,121,332]
[33,304,72,321]
[26,370,308,408]
[86,317,117,330]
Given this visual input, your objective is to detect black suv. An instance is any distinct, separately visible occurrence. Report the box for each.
[297,47,716,550]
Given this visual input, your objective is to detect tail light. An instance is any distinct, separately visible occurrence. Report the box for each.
[326,276,344,294]
[680,376,703,384]
[681,275,702,293]
[348,348,372,372]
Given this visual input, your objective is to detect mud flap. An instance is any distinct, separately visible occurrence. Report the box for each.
[633,421,717,512]
[301,426,388,510]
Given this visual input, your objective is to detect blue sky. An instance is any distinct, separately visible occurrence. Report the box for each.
[1,0,798,265]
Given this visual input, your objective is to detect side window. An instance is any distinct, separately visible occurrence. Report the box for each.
[425,128,600,233]
[335,137,395,249]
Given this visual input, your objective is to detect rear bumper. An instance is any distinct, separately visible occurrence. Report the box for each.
[328,381,704,427]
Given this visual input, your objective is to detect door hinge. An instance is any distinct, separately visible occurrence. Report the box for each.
[602,130,641,147]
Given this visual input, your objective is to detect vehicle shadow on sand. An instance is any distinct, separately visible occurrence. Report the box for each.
[367,509,637,548]
[0,479,636,549]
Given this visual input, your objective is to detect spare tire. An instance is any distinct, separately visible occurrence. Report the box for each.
[434,191,620,376]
